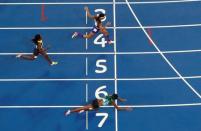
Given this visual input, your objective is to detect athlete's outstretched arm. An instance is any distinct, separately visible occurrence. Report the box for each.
[118,97,127,102]
[105,22,111,27]
[84,6,95,19]
[112,101,132,111]
[70,105,93,113]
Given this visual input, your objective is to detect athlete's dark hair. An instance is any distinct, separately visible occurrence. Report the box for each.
[92,99,100,109]
[95,13,105,23]
[98,13,105,18]
[32,34,42,43]
[111,94,118,100]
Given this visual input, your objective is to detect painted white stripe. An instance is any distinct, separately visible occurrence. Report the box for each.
[125,0,201,99]
[121,103,201,108]
[85,11,88,25]
[1,23,201,30]
[0,76,201,81]
[113,0,118,131]
[86,83,88,103]
[85,32,88,50]
[85,57,88,76]
[2,49,201,55]
[0,78,114,81]
[118,24,201,29]
[85,83,89,130]
[0,0,200,5]
[127,0,201,4]
[86,111,89,130]
[1,103,201,108]
[0,27,92,30]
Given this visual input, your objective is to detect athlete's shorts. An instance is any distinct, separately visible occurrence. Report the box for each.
[33,48,46,58]
[33,48,39,56]
[91,26,100,34]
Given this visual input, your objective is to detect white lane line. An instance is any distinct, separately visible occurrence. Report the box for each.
[0,75,201,81]
[85,11,88,25]
[125,0,201,99]
[0,0,200,5]
[85,83,89,130]
[1,103,201,108]
[121,103,201,108]
[0,78,114,81]
[113,0,118,131]
[86,111,89,130]
[86,83,88,103]
[85,57,88,76]
[85,32,88,50]
[2,49,201,55]
[1,23,201,30]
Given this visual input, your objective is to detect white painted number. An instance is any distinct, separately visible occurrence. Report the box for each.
[93,34,107,48]
[94,9,109,128]
[95,85,108,99]
[96,113,108,128]
[95,59,107,74]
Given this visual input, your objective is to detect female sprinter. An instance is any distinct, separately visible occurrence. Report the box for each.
[72,6,112,44]
[64,94,132,116]
[16,34,58,66]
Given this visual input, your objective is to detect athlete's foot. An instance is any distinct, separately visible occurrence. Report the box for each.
[79,110,85,114]
[65,110,71,116]
[108,40,113,44]
[51,61,58,66]
[16,54,22,58]
[72,32,78,38]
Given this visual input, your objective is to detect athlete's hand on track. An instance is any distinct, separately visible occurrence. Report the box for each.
[125,107,133,111]
[120,98,127,102]
[105,22,112,27]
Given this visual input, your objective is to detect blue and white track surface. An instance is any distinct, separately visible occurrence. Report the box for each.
[0,0,201,131]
